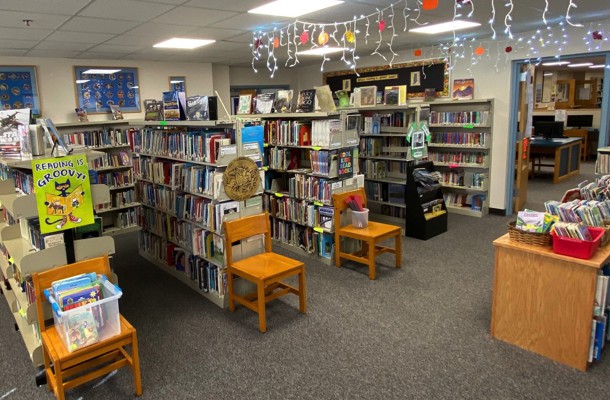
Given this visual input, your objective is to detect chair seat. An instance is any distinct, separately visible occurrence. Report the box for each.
[231,252,304,280]
[42,314,134,362]
[338,221,401,240]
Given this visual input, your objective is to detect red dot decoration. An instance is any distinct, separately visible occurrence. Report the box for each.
[254,39,262,50]
[300,31,309,45]
[378,20,386,32]
[273,37,280,48]
[505,46,513,53]
[414,49,422,57]
[422,0,438,10]
[474,46,485,56]
[593,31,603,40]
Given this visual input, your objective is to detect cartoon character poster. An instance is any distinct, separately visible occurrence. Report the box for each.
[32,154,94,234]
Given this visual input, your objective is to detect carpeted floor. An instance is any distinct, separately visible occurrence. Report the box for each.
[1,163,609,399]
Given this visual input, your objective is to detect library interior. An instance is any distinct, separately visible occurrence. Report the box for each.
[3,1,610,399]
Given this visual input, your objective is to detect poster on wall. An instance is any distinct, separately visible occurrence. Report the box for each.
[32,154,94,234]
[73,66,141,114]
[0,66,41,117]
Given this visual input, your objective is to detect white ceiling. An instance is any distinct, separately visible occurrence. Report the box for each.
[0,0,609,66]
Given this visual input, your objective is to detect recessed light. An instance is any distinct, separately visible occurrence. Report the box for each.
[82,69,121,74]
[75,79,90,84]
[298,47,345,56]
[409,20,481,34]
[153,38,215,49]
[543,73,553,76]
[170,80,184,84]
[589,64,607,69]
[568,62,594,68]
[248,0,344,18]
[541,61,570,66]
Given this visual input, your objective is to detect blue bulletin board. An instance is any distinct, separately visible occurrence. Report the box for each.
[74,66,141,114]
[0,66,41,117]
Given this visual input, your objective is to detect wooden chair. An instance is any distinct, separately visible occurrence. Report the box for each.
[32,255,142,400]
[332,188,402,280]
[224,213,306,333]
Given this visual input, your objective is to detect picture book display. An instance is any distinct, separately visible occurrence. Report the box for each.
[237,94,253,114]
[424,88,436,102]
[186,95,210,120]
[274,90,293,113]
[335,90,350,108]
[109,104,123,120]
[452,79,474,100]
[144,99,163,121]
[75,108,88,122]
[297,89,316,113]
[359,86,377,107]
[384,85,407,105]
[314,85,337,112]
[163,91,181,120]
[254,93,275,114]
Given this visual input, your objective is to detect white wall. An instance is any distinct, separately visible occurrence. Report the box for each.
[229,66,299,90]
[212,64,231,119]
[0,56,215,123]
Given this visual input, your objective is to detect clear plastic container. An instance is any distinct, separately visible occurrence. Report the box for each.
[351,208,369,228]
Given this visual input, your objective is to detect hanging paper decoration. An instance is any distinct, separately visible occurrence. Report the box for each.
[474,46,485,56]
[414,49,422,57]
[422,0,438,10]
[273,37,280,48]
[345,30,355,44]
[318,31,329,45]
[505,46,513,53]
[254,38,262,50]
[378,20,386,32]
[300,31,309,45]
[592,31,603,40]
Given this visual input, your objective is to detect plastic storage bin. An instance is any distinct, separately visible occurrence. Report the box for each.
[550,226,606,260]
[44,275,122,352]
[351,208,369,228]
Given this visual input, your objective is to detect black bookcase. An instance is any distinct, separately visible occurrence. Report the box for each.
[405,161,448,240]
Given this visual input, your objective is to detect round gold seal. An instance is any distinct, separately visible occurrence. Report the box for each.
[223,157,261,201]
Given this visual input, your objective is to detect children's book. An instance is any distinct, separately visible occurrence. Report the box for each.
[452,78,475,100]
[274,90,293,113]
[254,93,275,114]
[66,309,99,351]
[75,108,88,122]
[187,95,210,121]
[144,99,163,121]
[296,89,316,113]
[318,206,334,229]
[109,104,123,120]
[237,94,252,114]
[314,85,337,112]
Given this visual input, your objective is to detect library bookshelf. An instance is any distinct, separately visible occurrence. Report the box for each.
[405,161,447,240]
[595,146,610,176]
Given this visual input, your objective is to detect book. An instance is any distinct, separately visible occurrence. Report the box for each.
[359,86,377,107]
[237,94,252,114]
[163,91,181,120]
[384,86,399,105]
[144,99,163,121]
[254,93,275,114]
[186,95,210,121]
[314,85,336,112]
[318,206,334,229]
[66,309,99,351]
[274,90,293,113]
[335,90,351,108]
[296,89,316,113]
[109,104,123,120]
[452,78,475,100]
[74,216,102,239]
[75,108,88,122]
[424,88,436,102]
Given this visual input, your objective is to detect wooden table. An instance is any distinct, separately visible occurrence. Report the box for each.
[529,137,582,183]
[491,234,610,371]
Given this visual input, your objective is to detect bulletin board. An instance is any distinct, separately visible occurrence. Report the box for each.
[0,65,41,117]
[74,66,141,114]
[323,58,449,99]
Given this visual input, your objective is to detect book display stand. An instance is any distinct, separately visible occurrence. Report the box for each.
[405,161,447,240]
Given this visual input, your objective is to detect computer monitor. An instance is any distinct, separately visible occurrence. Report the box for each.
[532,115,555,124]
[566,114,593,128]
[533,121,564,140]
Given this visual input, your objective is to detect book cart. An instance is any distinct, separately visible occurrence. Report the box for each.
[405,161,447,240]
[56,121,141,236]
[0,160,115,367]
[132,119,264,308]
[246,111,363,265]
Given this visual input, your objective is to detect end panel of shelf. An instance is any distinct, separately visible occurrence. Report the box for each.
[74,236,116,261]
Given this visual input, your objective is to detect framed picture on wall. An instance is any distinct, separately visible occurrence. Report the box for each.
[0,65,41,117]
[169,76,186,94]
[73,66,141,114]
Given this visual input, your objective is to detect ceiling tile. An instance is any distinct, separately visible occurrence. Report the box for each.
[34,41,95,51]
[25,49,81,58]
[0,27,52,41]
[0,39,39,49]
[0,49,28,56]
[209,13,290,31]
[198,41,246,52]
[183,27,247,41]
[0,0,90,15]
[0,10,70,30]
[88,44,146,53]
[152,6,237,27]
[104,34,159,46]
[45,31,116,44]
[129,0,186,4]
[224,32,257,44]
[72,52,128,60]
[59,17,140,34]
[183,0,263,12]
[78,0,175,22]
[123,22,198,39]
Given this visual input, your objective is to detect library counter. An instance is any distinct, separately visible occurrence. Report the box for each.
[529,137,582,183]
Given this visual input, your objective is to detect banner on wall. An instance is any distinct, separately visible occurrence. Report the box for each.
[32,154,94,234]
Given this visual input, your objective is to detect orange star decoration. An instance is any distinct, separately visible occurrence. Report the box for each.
[414,49,422,57]
[345,30,355,44]
[474,46,485,56]
[318,32,329,46]
[273,37,280,48]
[422,0,439,10]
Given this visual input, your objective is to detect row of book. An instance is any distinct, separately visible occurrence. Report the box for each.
[443,193,486,211]
[89,150,131,170]
[115,208,138,229]
[428,151,488,167]
[596,154,610,175]
[551,221,593,240]
[136,129,233,163]
[263,120,312,146]
[439,171,488,189]
[374,111,413,128]
[430,131,490,147]
[96,189,137,210]
[14,169,33,194]
[359,137,407,158]
[429,110,490,125]
[579,176,610,201]
[545,200,610,227]
[22,217,65,251]
[262,194,334,229]
[267,147,306,171]
[310,119,342,148]
[287,173,337,204]
[310,149,339,176]
[89,169,134,188]
[365,182,405,205]
[361,160,387,179]
[63,128,132,148]
[270,219,333,259]
[590,270,610,363]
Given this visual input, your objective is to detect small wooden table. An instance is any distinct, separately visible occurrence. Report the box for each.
[491,234,610,371]
[529,137,582,183]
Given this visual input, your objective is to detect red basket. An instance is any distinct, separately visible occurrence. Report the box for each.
[550,227,606,260]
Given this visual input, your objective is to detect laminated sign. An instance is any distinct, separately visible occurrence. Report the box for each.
[32,154,94,234]
[407,122,431,160]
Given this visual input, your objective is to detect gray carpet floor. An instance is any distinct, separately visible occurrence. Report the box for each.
[1,162,609,399]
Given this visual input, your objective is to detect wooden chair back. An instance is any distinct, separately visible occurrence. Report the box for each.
[32,255,111,335]
[224,213,272,267]
[332,188,367,229]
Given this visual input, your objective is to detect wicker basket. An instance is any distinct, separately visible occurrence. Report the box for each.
[600,220,610,247]
[507,221,552,246]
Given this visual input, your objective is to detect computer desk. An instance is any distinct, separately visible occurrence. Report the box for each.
[529,136,582,183]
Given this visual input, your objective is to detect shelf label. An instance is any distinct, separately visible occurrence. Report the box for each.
[463,124,475,129]
[313,201,324,206]
[274,193,284,197]
[313,227,323,233]
[159,121,168,126]
[448,163,459,169]
[19,308,25,317]
[8,257,14,264]
[311,146,322,151]
[263,143,269,147]
[262,166,269,171]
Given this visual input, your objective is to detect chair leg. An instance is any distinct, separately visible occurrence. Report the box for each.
[43,344,53,392]
[257,282,267,333]
[298,268,307,314]
[334,237,342,268]
[368,239,376,280]
[131,331,143,396]
[395,233,402,269]
[227,270,235,312]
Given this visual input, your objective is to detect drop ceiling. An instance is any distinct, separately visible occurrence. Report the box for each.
[0,0,609,66]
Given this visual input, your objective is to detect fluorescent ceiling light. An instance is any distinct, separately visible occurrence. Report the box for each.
[82,69,121,74]
[409,20,481,34]
[153,38,215,49]
[75,79,90,84]
[248,0,343,18]
[543,73,553,76]
[298,47,345,56]
[568,62,593,68]
[589,64,606,69]
[541,61,570,66]
[170,80,184,84]
[131,86,139,89]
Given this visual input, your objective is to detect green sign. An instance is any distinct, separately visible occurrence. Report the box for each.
[33,154,94,234]
[407,122,431,160]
